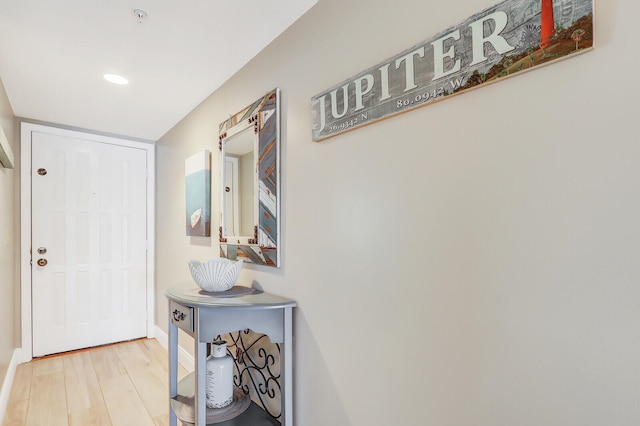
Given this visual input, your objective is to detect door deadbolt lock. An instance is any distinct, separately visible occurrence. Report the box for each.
[37,168,47,176]
[36,258,48,267]
[37,247,47,255]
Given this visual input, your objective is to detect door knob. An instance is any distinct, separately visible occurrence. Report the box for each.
[37,258,48,267]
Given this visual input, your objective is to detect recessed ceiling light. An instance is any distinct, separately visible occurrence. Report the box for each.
[103,74,129,85]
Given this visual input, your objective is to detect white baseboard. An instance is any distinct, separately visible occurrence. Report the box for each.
[152,325,194,373]
[0,349,22,423]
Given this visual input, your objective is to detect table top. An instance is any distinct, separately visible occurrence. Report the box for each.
[166,281,296,309]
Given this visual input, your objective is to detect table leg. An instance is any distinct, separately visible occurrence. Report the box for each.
[194,321,207,426]
[282,307,293,426]
[169,316,178,426]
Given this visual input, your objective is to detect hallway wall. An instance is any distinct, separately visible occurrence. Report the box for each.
[0,77,16,395]
[156,0,640,424]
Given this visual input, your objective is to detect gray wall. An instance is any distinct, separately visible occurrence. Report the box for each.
[156,0,640,424]
[0,77,16,392]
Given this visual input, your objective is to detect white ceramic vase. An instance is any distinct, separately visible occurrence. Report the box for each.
[188,258,244,292]
[205,340,234,409]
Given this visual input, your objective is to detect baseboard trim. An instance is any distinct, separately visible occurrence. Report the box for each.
[153,325,194,373]
[0,348,22,423]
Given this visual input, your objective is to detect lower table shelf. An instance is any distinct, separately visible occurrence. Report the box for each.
[176,402,280,426]
[171,373,280,426]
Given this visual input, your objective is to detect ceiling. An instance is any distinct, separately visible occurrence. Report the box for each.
[0,0,317,141]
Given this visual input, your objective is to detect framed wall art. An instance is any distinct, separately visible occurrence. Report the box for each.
[185,150,211,237]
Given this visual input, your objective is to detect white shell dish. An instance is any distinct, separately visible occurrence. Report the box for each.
[188,258,244,292]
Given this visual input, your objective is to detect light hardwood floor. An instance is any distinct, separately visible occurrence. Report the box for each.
[2,338,187,426]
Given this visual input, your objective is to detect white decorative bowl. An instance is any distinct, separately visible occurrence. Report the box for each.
[188,258,244,292]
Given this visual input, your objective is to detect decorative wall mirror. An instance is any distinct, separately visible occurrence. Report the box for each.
[218,88,280,267]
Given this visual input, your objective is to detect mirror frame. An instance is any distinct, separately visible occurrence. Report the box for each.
[218,88,280,267]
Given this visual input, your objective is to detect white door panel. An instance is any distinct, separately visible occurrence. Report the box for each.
[31,131,148,357]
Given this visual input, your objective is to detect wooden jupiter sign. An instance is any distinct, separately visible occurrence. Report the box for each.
[311,0,593,141]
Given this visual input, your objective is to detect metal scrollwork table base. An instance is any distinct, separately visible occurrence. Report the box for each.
[166,282,296,426]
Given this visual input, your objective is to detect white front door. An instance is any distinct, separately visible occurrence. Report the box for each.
[31,131,148,357]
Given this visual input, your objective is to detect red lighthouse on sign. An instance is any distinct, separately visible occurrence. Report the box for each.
[541,0,555,48]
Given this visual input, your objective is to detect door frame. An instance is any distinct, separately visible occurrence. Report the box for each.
[19,122,156,362]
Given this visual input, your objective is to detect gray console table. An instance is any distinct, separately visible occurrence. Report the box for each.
[166,282,296,426]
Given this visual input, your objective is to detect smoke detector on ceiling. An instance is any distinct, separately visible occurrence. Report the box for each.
[133,9,148,23]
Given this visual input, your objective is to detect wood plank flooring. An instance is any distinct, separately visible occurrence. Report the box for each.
[2,339,188,426]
